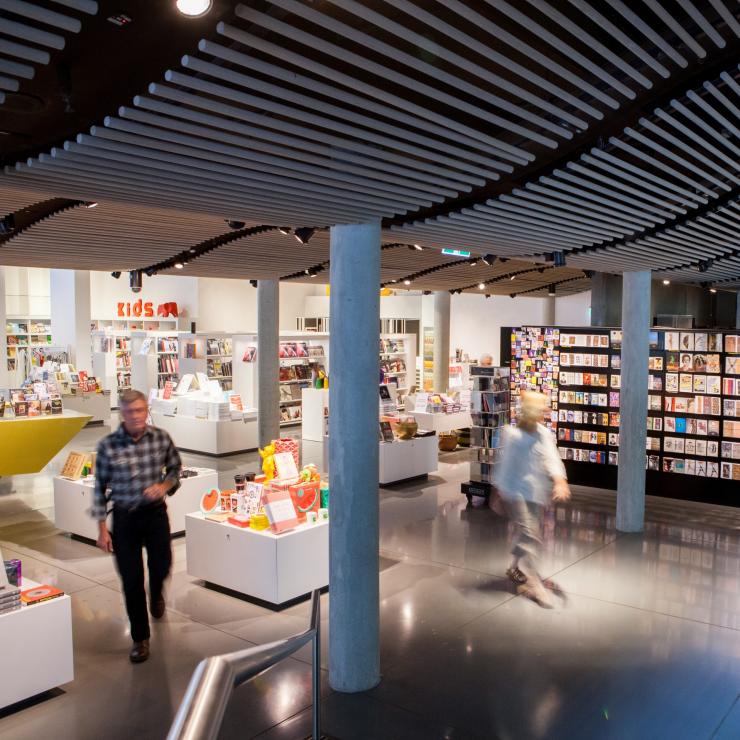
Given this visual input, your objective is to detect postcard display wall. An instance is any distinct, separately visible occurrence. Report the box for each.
[6,317,52,385]
[461,365,511,503]
[504,326,740,507]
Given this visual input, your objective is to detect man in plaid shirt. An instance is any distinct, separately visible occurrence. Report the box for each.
[93,389,182,663]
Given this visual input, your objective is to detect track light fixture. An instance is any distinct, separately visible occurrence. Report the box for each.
[249,279,258,288]
[481,254,496,266]
[129,269,143,294]
[448,289,455,295]
[84,201,98,208]
[583,270,595,279]
[409,243,423,251]
[423,290,431,295]
[510,275,516,281]
[485,294,491,299]
[144,268,155,277]
[294,227,316,245]
[698,259,714,273]
[469,258,478,266]
[509,293,516,299]
[226,219,246,230]
[548,284,556,297]
[403,279,411,286]
[110,271,121,279]
[537,267,546,274]
[278,227,292,235]
[499,257,508,263]
[0,214,15,235]
[710,287,717,294]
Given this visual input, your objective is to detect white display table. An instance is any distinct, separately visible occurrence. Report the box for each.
[410,410,472,434]
[301,388,329,442]
[61,391,111,425]
[0,579,73,709]
[379,435,438,485]
[53,468,219,540]
[186,513,328,605]
[150,410,258,456]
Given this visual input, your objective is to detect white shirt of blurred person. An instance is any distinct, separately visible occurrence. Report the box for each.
[479,353,494,367]
[494,391,571,607]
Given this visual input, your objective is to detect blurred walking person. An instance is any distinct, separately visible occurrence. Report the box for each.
[494,391,571,608]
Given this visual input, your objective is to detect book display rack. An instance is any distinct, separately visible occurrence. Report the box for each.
[5,317,52,383]
[461,365,511,504]
[131,331,180,392]
[379,333,416,410]
[180,333,234,392]
[502,326,740,507]
[91,330,131,401]
[279,339,327,426]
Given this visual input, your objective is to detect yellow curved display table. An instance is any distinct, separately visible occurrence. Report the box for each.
[0,410,92,475]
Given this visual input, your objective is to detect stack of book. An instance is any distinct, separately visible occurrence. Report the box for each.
[0,585,21,615]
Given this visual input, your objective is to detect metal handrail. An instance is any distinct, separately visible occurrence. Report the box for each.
[167,589,322,740]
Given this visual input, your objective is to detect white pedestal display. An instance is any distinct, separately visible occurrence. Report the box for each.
[61,391,111,425]
[53,468,219,539]
[379,435,438,485]
[185,513,329,605]
[0,579,74,709]
[411,410,472,434]
[301,388,329,442]
[150,411,258,456]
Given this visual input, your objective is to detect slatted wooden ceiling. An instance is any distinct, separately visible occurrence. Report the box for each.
[0,1,738,294]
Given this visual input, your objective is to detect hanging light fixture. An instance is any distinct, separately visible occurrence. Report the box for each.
[294,227,316,245]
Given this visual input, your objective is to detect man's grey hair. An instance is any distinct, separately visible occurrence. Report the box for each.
[119,389,148,407]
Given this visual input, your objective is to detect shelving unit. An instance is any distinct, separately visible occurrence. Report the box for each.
[5,316,52,385]
[130,331,180,392]
[461,365,511,504]
[380,333,416,410]
[278,336,328,426]
[91,330,131,402]
[179,332,234,392]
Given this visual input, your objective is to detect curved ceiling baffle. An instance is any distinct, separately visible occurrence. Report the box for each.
[0,1,737,295]
[0,0,98,106]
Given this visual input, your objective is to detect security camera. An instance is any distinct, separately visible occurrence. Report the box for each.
[130,269,143,293]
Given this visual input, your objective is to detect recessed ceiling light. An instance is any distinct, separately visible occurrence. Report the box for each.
[174,262,184,269]
[85,201,98,208]
[709,287,717,293]
[662,279,670,285]
[478,283,485,290]
[412,244,423,250]
[175,0,212,17]
[510,275,516,281]
[403,279,411,286]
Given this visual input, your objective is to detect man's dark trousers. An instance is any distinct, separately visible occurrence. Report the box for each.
[112,502,171,642]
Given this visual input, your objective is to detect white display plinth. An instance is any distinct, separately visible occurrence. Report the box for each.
[411,410,472,434]
[0,579,73,709]
[151,411,258,456]
[379,435,438,485]
[186,513,329,605]
[301,388,329,442]
[53,469,219,539]
[61,391,111,425]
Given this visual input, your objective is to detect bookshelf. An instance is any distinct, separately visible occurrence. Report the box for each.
[91,330,131,402]
[380,333,416,410]
[131,331,180,392]
[179,333,234,391]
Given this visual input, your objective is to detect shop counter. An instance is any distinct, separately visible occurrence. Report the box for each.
[379,435,438,485]
[0,410,92,476]
[410,410,472,435]
[0,579,73,709]
[150,411,258,456]
[53,468,219,540]
[186,513,328,605]
[61,391,111,425]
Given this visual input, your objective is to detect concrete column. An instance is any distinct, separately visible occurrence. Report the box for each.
[0,266,7,389]
[591,272,622,327]
[617,271,651,532]
[257,279,280,448]
[433,290,451,392]
[50,270,91,370]
[543,295,556,325]
[736,293,740,329]
[329,221,381,693]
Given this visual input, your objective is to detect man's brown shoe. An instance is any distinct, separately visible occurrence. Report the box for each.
[150,595,165,619]
[130,639,150,663]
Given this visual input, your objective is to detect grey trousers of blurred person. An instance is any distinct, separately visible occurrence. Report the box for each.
[505,498,544,579]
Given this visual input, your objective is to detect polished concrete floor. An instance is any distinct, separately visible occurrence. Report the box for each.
[0,421,739,739]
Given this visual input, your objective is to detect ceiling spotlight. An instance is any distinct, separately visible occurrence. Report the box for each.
[129,269,143,294]
[175,0,213,17]
[481,254,496,266]
[249,279,258,288]
[84,201,98,208]
[584,270,595,279]
[390,279,398,284]
[469,258,478,267]
[485,294,491,299]
[174,262,184,269]
[537,267,546,274]
[698,258,714,273]
[403,279,411,286]
[662,279,671,285]
[111,271,121,279]
[294,227,316,245]
[509,293,516,299]
[226,219,245,230]
[423,290,431,295]
[188,247,197,254]
[278,227,292,235]
[144,268,155,277]
[449,289,455,295]
[478,283,485,290]
[499,257,508,263]
[0,214,15,235]
[710,287,717,293]
[456,289,463,294]
[510,275,516,281]
[411,243,423,251]
[548,284,556,297]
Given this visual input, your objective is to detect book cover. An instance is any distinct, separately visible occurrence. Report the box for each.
[263,490,300,533]
[21,585,64,605]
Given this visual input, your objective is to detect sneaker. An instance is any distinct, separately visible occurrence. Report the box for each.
[150,595,165,619]
[506,566,527,585]
[130,639,150,663]
[523,581,554,609]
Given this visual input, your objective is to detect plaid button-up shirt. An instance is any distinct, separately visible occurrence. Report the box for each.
[92,424,182,521]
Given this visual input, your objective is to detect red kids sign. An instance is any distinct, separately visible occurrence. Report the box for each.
[117,300,179,318]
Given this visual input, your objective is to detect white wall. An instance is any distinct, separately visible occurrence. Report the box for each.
[304,291,423,321]
[450,293,548,365]
[556,290,591,327]
[5,266,50,316]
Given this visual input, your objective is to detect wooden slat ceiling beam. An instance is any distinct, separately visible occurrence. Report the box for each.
[0,1,738,293]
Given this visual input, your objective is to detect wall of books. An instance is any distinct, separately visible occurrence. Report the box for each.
[503,326,740,507]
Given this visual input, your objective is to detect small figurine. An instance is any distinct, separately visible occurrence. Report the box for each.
[259,443,276,482]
